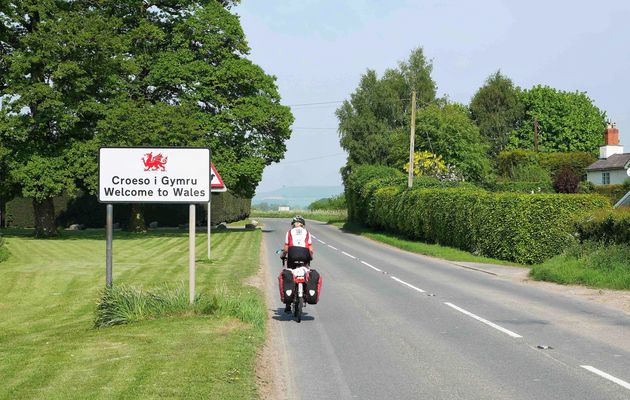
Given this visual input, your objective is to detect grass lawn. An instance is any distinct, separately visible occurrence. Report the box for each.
[0,227,265,399]
[530,242,630,290]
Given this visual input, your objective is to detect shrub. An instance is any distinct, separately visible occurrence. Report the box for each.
[577,208,630,244]
[578,181,594,194]
[553,167,580,193]
[308,194,346,210]
[593,185,627,205]
[347,166,610,263]
[530,241,630,290]
[0,236,8,263]
[539,152,596,178]
[511,163,551,183]
[496,149,539,178]
[496,150,596,180]
[344,165,405,223]
[94,282,265,329]
[95,284,197,327]
[485,181,554,193]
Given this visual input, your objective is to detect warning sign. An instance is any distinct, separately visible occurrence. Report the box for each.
[211,163,226,192]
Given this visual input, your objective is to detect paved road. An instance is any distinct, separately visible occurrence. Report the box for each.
[261,219,630,400]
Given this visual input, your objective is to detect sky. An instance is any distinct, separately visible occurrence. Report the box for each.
[235,0,630,193]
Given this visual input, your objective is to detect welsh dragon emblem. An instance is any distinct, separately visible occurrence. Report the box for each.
[142,152,168,171]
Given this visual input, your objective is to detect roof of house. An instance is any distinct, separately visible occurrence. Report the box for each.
[586,153,630,171]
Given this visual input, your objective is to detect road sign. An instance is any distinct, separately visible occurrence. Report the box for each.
[211,163,226,192]
[99,147,210,203]
[208,162,226,259]
[99,147,210,303]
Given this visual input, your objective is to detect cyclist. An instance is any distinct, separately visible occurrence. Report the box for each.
[281,215,313,313]
[281,215,313,267]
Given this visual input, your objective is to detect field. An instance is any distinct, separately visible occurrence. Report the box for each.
[0,227,265,400]
[251,209,347,225]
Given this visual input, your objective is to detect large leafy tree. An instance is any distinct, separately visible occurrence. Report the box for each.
[509,85,606,153]
[86,0,293,231]
[412,102,491,182]
[1,0,293,235]
[0,1,121,237]
[337,47,436,170]
[470,71,524,157]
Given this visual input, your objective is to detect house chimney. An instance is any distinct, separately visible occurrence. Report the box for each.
[605,123,619,145]
[599,122,624,159]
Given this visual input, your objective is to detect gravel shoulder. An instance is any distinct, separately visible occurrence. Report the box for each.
[452,261,630,315]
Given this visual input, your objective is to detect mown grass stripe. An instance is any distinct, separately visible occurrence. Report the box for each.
[0,227,264,399]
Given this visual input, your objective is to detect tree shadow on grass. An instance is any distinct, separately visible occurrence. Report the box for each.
[0,226,259,241]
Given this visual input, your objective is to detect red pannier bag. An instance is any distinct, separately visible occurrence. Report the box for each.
[305,269,322,304]
[278,269,294,304]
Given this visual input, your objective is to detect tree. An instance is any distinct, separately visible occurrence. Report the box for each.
[553,167,580,194]
[1,1,293,235]
[470,71,524,157]
[0,1,121,237]
[412,102,491,182]
[337,47,436,169]
[86,1,293,231]
[509,85,607,153]
[405,150,447,177]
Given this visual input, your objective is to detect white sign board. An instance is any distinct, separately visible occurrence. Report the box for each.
[99,147,210,203]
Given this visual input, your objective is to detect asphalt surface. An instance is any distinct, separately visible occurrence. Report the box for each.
[261,219,630,400]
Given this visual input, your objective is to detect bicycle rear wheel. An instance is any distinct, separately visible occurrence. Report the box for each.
[296,297,303,323]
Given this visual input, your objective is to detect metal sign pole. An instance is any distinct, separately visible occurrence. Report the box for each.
[189,204,196,304]
[106,204,113,288]
[208,193,212,260]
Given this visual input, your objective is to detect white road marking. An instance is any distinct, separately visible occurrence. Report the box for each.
[444,302,522,338]
[328,245,338,251]
[318,240,326,245]
[391,276,425,293]
[580,365,630,391]
[341,251,356,259]
[360,261,382,272]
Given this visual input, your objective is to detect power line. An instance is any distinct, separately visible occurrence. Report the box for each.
[292,127,338,130]
[286,100,345,107]
[286,95,423,108]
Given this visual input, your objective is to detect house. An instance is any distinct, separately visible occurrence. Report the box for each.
[586,123,630,185]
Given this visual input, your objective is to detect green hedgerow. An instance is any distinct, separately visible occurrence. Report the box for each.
[347,165,610,264]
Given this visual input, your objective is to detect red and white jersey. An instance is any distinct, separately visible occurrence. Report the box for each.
[284,227,312,250]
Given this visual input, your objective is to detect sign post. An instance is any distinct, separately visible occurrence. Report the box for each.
[207,162,226,259]
[98,147,210,304]
[189,204,196,303]
[106,204,113,288]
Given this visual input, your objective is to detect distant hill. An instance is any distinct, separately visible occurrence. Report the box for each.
[253,185,344,210]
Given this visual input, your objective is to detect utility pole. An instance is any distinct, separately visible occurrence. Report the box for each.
[408,90,417,188]
[534,117,539,152]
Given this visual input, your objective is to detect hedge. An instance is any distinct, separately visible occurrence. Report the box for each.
[5,191,251,228]
[344,164,405,224]
[497,150,596,179]
[347,165,610,264]
[577,208,630,244]
[485,181,555,194]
